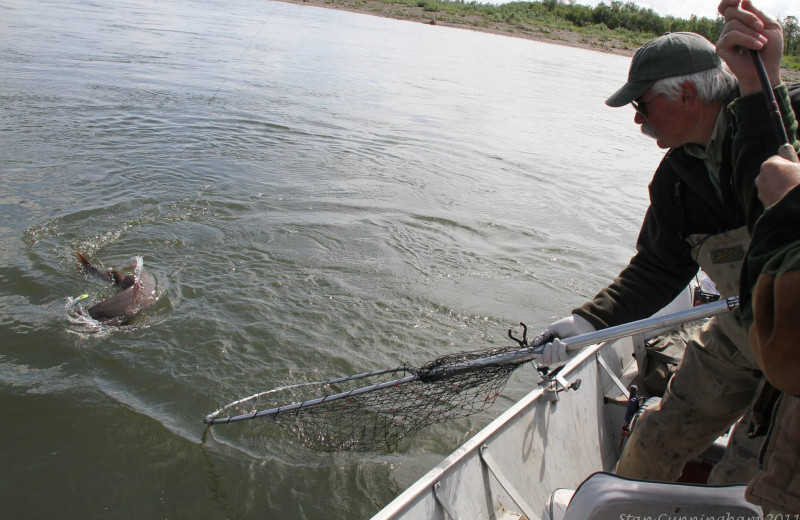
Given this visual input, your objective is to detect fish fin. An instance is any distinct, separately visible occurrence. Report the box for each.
[110,269,136,290]
[75,251,90,267]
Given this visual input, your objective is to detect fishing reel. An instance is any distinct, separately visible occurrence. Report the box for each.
[692,286,720,306]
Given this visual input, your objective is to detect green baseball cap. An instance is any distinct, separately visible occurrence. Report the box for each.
[606,32,721,107]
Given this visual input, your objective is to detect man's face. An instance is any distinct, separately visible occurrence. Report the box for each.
[632,89,693,149]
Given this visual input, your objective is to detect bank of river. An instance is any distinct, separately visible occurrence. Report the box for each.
[275,0,800,81]
[277,0,639,54]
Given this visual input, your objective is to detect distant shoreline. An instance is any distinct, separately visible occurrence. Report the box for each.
[273,0,800,81]
[274,0,637,56]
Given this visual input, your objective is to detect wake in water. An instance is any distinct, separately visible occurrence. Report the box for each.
[66,297,128,337]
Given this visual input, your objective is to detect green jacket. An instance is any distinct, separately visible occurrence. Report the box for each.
[735,83,800,394]
[573,84,800,330]
[733,84,800,378]
[734,86,800,517]
[739,184,800,395]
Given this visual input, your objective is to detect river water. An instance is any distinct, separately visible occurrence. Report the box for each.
[0,0,665,517]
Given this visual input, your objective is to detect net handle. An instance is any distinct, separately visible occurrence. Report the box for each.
[562,297,738,352]
[421,297,738,375]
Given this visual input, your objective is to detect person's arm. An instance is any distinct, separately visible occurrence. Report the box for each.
[573,203,698,329]
[729,85,800,231]
[717,1,800,395]
[715,1,799,230]
[534,208,697,366]
[741,158,800,395]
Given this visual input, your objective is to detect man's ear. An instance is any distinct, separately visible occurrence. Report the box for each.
[680,81,698,109]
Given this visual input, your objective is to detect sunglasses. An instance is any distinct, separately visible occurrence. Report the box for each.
[631,93,661,117]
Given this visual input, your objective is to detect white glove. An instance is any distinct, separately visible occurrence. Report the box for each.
[535,314,595,366]
[537,337,569,366]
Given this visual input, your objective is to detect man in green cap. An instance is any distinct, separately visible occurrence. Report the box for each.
[534,24,800,483]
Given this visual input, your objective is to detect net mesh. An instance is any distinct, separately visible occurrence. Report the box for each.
[209,343,535,452]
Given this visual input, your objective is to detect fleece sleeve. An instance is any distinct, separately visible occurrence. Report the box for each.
[741,185,800,396]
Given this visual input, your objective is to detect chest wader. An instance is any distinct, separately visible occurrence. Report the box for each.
[640,226,753,395]
[687,226,749,300]
[617,226,763,484]
[687,226,754,363]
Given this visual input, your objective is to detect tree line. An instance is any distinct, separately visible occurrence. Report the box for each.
[532,0,798,56]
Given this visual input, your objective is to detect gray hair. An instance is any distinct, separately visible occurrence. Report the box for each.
[651,63,738,105]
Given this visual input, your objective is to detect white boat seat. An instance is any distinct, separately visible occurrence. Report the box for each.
[543,488,571,520]
[542,472,761,520]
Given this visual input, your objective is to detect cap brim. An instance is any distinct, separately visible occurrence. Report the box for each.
[605,80,654,107]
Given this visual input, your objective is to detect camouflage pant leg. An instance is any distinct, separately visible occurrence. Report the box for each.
[615,313,763,483]
[707,409,762,485]
[707,312,764,485]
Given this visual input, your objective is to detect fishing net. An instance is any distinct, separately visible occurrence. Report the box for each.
[204,340,545,452]
[205,297,739,452]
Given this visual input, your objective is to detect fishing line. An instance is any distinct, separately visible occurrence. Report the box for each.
[207,2,279,105]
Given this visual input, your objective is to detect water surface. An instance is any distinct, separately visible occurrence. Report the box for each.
[0,0,664,517]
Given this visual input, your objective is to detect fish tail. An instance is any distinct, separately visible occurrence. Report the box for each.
[76,251,114,283]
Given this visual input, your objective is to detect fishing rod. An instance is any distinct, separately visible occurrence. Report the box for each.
[749,49,799,163]
[203,297,738,451]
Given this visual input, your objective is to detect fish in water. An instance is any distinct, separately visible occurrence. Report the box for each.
[75,252,157,324]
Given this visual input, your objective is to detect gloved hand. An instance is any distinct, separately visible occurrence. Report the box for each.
[534,314,595,366]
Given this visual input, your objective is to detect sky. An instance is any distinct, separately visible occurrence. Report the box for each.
[571,0,798,20]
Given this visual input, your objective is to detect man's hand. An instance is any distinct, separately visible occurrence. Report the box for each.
[756,155,800,207]
[534,314,595,366]
[716,0,784,95]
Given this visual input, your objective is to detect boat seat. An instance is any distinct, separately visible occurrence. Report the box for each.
[542,472,761,520]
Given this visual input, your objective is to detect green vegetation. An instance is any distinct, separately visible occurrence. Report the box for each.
[358,0,800,71]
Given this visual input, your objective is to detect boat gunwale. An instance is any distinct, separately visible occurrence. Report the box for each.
[371,338,613,519]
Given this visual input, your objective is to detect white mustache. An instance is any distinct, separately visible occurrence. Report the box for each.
[640,123,658,139]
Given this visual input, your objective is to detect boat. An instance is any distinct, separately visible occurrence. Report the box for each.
[370,286,763,520]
